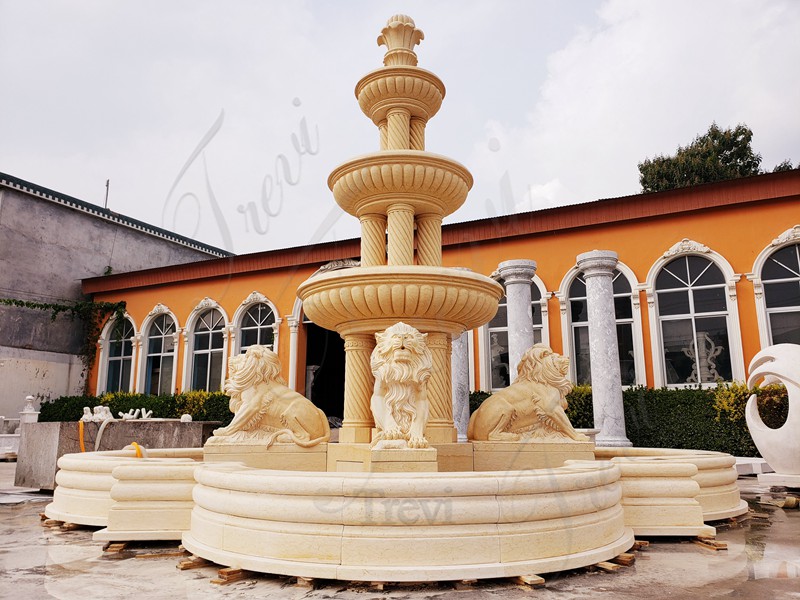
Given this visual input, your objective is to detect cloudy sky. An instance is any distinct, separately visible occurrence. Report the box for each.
[1,1,798,255]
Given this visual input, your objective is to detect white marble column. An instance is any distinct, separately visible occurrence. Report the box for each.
[576,250,631,447]
[286,317,300,391]
[451,330,470,442]
[497,259,537,381]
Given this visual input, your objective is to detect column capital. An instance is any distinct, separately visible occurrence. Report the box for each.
[576,250,618,278]
[497,259,537,285]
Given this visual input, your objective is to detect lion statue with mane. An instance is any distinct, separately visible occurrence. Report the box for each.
[370,322,433,449]
[209,345,330,447]
[468,344,588,442]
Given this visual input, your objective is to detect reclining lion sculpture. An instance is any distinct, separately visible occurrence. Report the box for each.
[468,344,588,442]
[208,345,330,448]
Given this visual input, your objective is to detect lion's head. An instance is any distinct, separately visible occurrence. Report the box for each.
[516,344,573,397]
[224,345,286,401]
[371,322,433,430]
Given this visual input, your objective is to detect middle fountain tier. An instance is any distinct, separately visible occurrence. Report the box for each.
[298,15,503,449]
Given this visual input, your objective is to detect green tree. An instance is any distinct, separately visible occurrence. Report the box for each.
[639,123,764,193]
[772,159,795,172]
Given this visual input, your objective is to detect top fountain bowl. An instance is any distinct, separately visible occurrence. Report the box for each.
[355,66,445,125]
[328,150,473,219]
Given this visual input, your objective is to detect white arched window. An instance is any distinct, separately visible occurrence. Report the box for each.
[567,269,638,386]
[183,299,228,392]
[748,226,800,346]
[483,278,548,391]
[100,317,136,393]
[646,239,744,386]
[231,292,281,354]
[144,313,177,395]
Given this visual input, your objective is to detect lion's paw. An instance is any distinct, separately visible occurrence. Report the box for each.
[384,428,405,440]
[407,436,429,449]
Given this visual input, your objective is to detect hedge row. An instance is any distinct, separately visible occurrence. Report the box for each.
[38,391,234,427]
[471,383,788,457]
[39,383,788,458]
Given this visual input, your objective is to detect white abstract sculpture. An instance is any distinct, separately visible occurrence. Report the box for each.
[746,343,800,477]
[370,322,433,449]
[180,414,192,422]
[81,407,93,422]
[119,409,141,420]
[140,408,153,419]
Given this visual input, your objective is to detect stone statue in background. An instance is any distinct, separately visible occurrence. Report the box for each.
[209,345,330,448]
[468,344,588,442]
[746,343,800,476]
[370,322,433,449]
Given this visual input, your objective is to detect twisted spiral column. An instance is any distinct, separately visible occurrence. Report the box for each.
[425,332,457,443]
[410,117,426,150]
[416,214,442,266]
[386,108,411,150]
[387,203,415,265]
[360,214,387,266]
[340,333,375,443]
[378,120,388,151]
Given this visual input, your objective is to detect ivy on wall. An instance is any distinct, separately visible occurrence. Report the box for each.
[0,297,127,391]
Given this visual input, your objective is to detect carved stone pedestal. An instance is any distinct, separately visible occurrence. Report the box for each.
[327,443,438,472]
[204,442,329,472]
[472,441,595,471]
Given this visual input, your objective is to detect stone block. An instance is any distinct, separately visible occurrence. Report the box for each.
[472,440,595,471]
[203,442,328,471]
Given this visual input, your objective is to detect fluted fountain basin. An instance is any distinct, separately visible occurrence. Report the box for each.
[296,265,503,335]
[181,461,634,581]
[356,66,445,124]
[328,151,473,218]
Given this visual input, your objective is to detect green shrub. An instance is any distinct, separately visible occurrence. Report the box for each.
[38,391,234,427]
[565,385,594,429]
[469,391,492,414]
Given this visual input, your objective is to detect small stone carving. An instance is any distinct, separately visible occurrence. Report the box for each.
[210,345,330,447]
[746,344,800,475]
[91,406,114,422]
[81,407,93,422]
[180,414,193,422]
[370,322,433,449]
[468,344,588,442]
[140,408,153,419]
[119,409,141,420]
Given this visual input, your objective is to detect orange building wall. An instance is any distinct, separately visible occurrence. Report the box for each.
[87,192,798,395]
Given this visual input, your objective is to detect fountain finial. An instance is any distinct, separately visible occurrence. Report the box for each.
[377,14,424,66]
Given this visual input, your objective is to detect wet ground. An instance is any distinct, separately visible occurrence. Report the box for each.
[1,462,798,600]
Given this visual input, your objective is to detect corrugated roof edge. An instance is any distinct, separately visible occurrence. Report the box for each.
[0,172,234,258]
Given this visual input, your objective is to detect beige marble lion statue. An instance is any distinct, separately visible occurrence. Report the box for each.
[370,322,433,449]
[468,344,588,442]
[208,345,330,447]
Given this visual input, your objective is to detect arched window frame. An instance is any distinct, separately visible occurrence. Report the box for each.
[644,238,744,387]
[136,304,180,395]
[181,297,229,392]
[96,313,138,394]
[477,274,550,392]
[555,262,645,387]
[230,291,282,355]
[746,225,800,348]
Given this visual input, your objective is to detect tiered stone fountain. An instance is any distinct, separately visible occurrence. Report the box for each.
[44,14,747,583]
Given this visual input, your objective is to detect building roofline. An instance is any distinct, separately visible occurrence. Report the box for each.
[0,172,233,258]
[82,169,800,295]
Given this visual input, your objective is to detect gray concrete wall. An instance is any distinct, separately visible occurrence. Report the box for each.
[0,185,224,414]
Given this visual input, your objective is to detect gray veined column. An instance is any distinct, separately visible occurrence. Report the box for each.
[451,330,470,442]
[576,250,632,447]
[497,259,538,381]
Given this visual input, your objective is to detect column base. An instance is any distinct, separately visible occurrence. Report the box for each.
[595,436,633,448]
[338,426,373,444]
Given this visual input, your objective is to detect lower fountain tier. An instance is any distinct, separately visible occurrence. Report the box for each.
[296,265,503,335]
[181,461,634,581]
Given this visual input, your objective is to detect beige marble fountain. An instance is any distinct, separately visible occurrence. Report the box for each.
[44,14,747,582]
